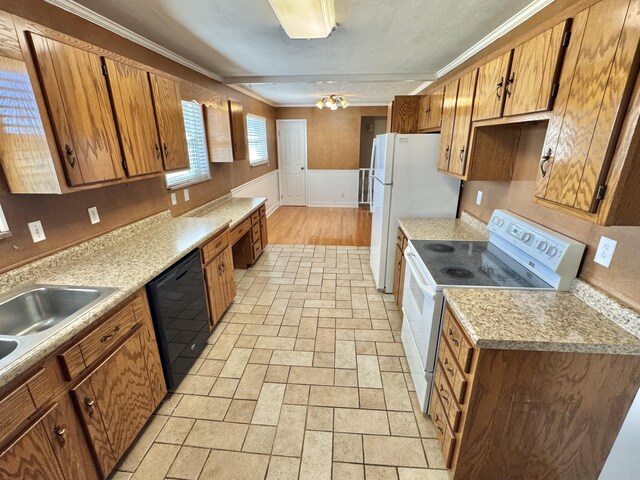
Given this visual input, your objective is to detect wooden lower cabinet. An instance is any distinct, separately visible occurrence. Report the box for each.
[230,205,269,269]
[0,290,166,480]
[392,228,407,312]
[204,246,236,326]
[431,302,640,479]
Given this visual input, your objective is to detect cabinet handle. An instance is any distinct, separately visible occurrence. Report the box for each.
[505,72,515,98]
[448,328,460,347]
[64,144,76,168]
[155,143,161,159]
[84,397,95,416]
[439,385,450,404]
[496,76,504,100]
[215,241,222,248]
[163,143,169,158]
[443,358,454,376]
[540,148,552,177]
[100,325,121,343]
[53,425,67,444]
[444,146,450,161]
[459,146,466,162]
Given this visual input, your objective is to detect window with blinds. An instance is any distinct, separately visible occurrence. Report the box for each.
[246,114,269,166]
[165,100,211,188]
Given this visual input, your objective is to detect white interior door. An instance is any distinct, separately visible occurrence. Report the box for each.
[277,120,307,206]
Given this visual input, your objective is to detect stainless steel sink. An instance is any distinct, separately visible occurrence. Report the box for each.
[0,284,118,369]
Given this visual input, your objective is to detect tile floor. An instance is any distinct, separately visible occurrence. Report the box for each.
[111,244,447,480]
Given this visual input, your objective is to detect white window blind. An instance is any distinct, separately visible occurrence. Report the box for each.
[246,114,269,166]
[166,100,211,188]
[0,203,10,237]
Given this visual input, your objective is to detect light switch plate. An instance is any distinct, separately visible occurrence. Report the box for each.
[171,192,177,205]
[87,206,100,225]
[594,236,617,268]
[28,221,46,243]
[183,188,190,202]
[476,191,483,205]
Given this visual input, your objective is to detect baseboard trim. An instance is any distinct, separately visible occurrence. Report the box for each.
[307,202,359,208]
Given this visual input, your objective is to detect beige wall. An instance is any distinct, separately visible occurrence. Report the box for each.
[0,0,277,272]
[276,107,388,170]
[459,123,640,311]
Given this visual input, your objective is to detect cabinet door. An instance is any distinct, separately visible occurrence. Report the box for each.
[0,406,66,480]
[389,95,420,133]
[205,247,236,326]
[535,0,640,212]
[437,80,459,171]
[228,100,247,160]
[417,95,430,130]
[449,70,478,176]
[149,73,190,171]
[260,214,268,249]
[203,101,234,163]
[503,20,570,116]
[426,88,444,129]
[104,58,163,177]
[473,51,512,121]
[27,33,124,186]
[72,329,155,476]
[393,243,403,303]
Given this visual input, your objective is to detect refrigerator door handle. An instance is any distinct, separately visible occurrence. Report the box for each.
[369,138,377,212]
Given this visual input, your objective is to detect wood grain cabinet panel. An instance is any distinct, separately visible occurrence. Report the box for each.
[27,33,124,186]
[448,70,478,176]
[472,50,512,121]
[203,101,233,163]
[103,58,163,177]
[148,73,190,171]
[437,80,459,171]
[204,246,236,326]
[389,95,421,133]
[417,95,430,131]
[503,20,570,117]
[228,100,247,160]
[426,88,444,130]
[535,0,640,214]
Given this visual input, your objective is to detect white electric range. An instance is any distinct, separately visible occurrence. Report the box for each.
[401,209,586,413]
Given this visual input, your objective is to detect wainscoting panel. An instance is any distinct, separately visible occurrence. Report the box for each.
[231,170,280,215]
[307,170,359,208]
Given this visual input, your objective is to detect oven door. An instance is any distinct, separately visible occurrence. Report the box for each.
[402,249,443,374]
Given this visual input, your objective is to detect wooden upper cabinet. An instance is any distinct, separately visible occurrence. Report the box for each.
[103,58,162,177]
[27,33,124,186]
[448,70,478,176]
[503,20,571,117]
[473,51,512,121]
[437,80,459,171]
[148,73,190,171]
[228,100,247,160]
[417,95,430,131]
[535,0,640,214]
[426,88,444,130]
[388,95,421,133]
[203,100,234,163]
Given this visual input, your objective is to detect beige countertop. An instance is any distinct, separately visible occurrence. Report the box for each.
[0,195,265,388]
[397,212,487,241]
[444,287,640,355]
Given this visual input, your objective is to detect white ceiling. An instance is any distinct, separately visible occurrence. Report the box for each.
[61,0,542,105]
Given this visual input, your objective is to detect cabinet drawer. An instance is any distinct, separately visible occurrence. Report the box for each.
[251,210,260,224]
[0,384,37,442]
[434,360,462,431]
[253,240,263,259]
[201,230,229,265]
[431,388,456,469]
[443,306,474,373]
[230,217,252,245]
[259,205,266,217]
[251,223,261,243]
[59,303,138,380]
[438,339,467,404]
[396,229,405,247]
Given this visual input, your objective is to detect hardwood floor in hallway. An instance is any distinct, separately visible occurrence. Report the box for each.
[267,206,372,246]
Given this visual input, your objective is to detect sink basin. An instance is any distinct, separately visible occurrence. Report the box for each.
[0,286,108,336]
[0,339,19,360]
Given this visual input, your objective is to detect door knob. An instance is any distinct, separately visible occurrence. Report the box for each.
[300,167,305,170]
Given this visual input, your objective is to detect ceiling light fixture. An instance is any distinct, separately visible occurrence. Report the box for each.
[316,95,349,110]
[268,0,336,39]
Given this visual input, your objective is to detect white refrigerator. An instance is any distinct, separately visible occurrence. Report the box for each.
[369,133,461,292]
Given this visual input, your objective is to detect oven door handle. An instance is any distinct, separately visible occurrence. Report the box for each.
[404,251,437,298]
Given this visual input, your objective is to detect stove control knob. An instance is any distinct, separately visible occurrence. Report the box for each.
[521,232,532,243]
[537,241,548,251]
[546,246,558,257]
[494,217,504,227]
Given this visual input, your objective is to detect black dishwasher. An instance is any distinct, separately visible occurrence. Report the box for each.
[146,249,210,391]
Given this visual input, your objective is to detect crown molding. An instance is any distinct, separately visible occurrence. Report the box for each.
[44,0,224,82]
[276,103,389,108]
[227,84,278,107]
[410,80,433,95]
[225,73,437,84]
[436,0,555,78]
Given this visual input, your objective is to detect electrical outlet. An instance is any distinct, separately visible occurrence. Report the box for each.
[171,192,177,205]
[183,188,190,202]
[341,192,345,198]
[476,190,483,205]
[87,206,100,225]
[594,236,617,268]
[28,221,46,243]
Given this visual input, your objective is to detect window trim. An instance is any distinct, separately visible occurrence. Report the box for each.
[246,113,269,167]
[165,100,211,190]
[0,203,11,239]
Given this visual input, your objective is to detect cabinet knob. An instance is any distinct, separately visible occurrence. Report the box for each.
[53,425,67,444]
[64,144,76,168]
[84,396,95,416]
[540,148,553,177]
